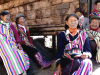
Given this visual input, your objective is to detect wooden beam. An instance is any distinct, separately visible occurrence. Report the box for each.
[30,27,65,32]
[30,32,56,36]
[30,31,62,36]
[29,24,65,28]
[29,24,65,36]
[52,35,56,51]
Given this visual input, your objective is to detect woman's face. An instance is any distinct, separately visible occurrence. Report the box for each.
[1,14,10,23]
[75,12,82,18]
[96,2,100,12]
[90,19,99,29]
[18,17,25,25]
[66,16,78,29]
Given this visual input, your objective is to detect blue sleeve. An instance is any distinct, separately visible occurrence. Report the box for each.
[83,37,91,52]
[83,37,92,58]
[56,32,65,66]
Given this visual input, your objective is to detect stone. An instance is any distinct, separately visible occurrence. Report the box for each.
[35,9,42,19]
[23,5,27,11]
[59,9,69,15]
[67,1,79,14]
[41,17,53,25]
[9,8,18,15]
[13,0,19,7]
[26,3,33,11]
[18,6,24,13]
[52,17,62,24]
[73,1,79,8]
[0,0,4,4]
[25,20,37,25]
[51,6,60,17]
[19,0,25,6]
[57,2,70,10]
[26,10,36,20]
[33,1,50,9]
[42,8,51,18]
[23,0,30,4]
[10,14,16,22]
[8,1,14,8]
[31,18,54,25]
[50,0,62,5]
[61,15,68,23]
[37,17,62,25]
[0,5,3,11]
[62,0,75,3]
[29,0,36,2]
[3,3,9,10]
[0,0,8,4]
[34,19,42,25]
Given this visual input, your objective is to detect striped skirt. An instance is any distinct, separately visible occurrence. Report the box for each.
[61,58,92,75]
[0,33,30,75]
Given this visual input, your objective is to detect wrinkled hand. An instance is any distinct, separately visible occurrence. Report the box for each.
[81,54,88,59]
[17,43,22,50]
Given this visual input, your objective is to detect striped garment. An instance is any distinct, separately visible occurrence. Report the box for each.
[72,59,92,75]
[18,26,29,42]
[83,28,100,63]
[64,31,88,60]
[0,23,30,75]
[54,30,92,75]
[54,59,92,75]
[92,12,100,17]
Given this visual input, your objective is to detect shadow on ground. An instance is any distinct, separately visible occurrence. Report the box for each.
[92,59,100,75]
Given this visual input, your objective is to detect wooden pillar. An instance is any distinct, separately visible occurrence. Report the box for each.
[52,35,56,51]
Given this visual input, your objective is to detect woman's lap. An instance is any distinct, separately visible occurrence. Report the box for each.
[61,58,81,75]
[22,45,38,58]
[61,58,92,75]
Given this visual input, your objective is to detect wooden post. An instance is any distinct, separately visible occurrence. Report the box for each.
[52,35,56,53]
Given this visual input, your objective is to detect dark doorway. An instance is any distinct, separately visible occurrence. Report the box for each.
[79,0,96,18]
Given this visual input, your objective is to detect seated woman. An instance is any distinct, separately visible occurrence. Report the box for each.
[15,14,52,69]
[0,11,29,75]
[54,14,92,75]
[83,16,100,63]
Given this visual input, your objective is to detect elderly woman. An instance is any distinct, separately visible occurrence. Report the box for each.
[54,14,92,75]
[83,16,100,63]
[0,11,29,75]
[15,14,52,69]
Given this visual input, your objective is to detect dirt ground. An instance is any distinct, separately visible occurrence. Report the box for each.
[0,59,100,75]
[28,59,57,75]
[30,59,100,75]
